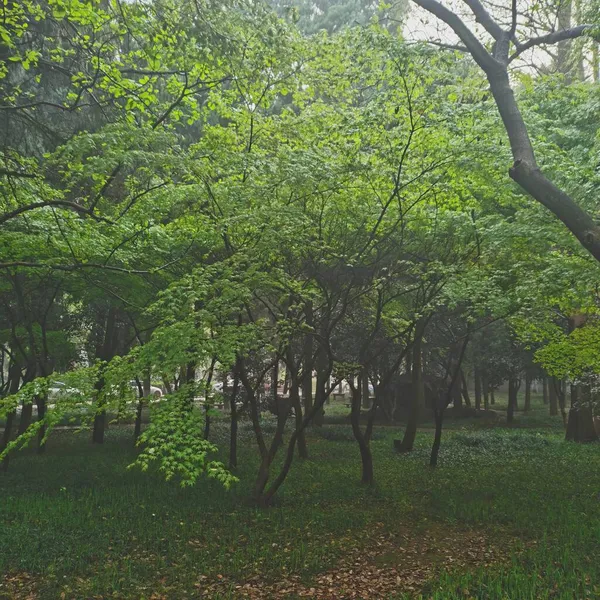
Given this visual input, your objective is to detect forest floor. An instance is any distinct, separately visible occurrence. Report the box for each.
[1,396,599,599]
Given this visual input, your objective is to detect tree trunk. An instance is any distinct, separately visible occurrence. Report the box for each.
[397,321,425,452]
[430,335,470,467]
[474,367,482,412]
[482,375,489,411]
[290,377,308,459]
[229,368,240,469]
[412,0,600,265]
[93,307,118,444]
[452,374,462,411]
[565,406,598,442]
[507,377,518,424]
[36,393,47,454]
[302,302,314,414]
[430,408,443,467]
[557,379,567,427]
[543,377,549,405]
[460,370,472,408]
[313,345,329,427]
[490,387,495,405]
[361,369,370,409]
[1,362,21,471]
[524,371,532,412]
[350,385,374,485]
[549,378,559,416]
[18,401,33,436]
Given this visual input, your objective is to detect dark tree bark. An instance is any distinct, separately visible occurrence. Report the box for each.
[565,406,598,442]
[543,377,549,405]
[350,382,374,485]
[1,362,22,472]
[507,377,518,424]
[203,358,217,441]
[361,369,370,409]
[430,336,470,467]
[474,367,482,411]
[93,307,118,444]
[36,392,47,454]
[524,371,532,412]
[412,0,600,263]
[557,379,568,427]
[482,375,489,411]
[460,370,472,408]
[398,320,425,452]
[452,374,463,411]
[229,367,240,469]
[313,341,330,427]
[302,302,314,415]
[549,377,559,416]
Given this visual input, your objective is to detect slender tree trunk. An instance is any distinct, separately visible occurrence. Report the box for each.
[290,377,308,459]
[36,393,47,454]
[229,368,240,469]
[18,401,33,436]
[398,321,425,452]
[302,302,314,415]
[1,362,21,472]
[93,307,118,444]
[350,385,374,485]
[474,367,482,412]
[361,369,370,409]
[313,344,329,427]
[430,408,443,467]
[452,373,462,411]
[524,371,532,412]
[203,359,216,441]
[482,375,489,411]
[490,387,495,405]
[460,370,472,408]
[507,377,518,424]
[543,377,549,405]
[549,378,559,416]
[557,379,568,427]
[430,336,470,467]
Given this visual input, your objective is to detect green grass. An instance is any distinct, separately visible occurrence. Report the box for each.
[1,395,599,599]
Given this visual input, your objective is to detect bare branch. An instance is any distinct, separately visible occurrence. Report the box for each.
[510,24,593,62]
[411,0,500,72]
[461,0,505,40]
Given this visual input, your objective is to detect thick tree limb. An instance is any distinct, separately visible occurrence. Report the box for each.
[509,160,600,261]
[412,0,500,72]
[509,24,593,62]
[412,0,600,264]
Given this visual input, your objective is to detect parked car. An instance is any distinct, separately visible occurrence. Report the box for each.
[48,381,83,401]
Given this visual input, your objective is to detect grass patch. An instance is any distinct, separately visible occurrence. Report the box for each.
[1,396,599,599]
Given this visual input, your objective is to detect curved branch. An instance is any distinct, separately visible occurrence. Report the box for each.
[412,0,500,72]
[509,25,593,62]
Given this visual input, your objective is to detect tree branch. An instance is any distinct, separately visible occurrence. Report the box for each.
[412,0,500,72]
[0,201,113,226]
[509,25,592,62]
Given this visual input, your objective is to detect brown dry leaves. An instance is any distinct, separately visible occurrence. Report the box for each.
[201,521,516,599]
[0,572,37,600]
